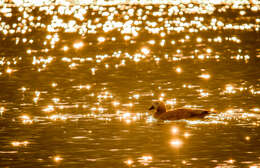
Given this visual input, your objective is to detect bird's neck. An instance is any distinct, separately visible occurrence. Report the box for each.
[154,106,166,118]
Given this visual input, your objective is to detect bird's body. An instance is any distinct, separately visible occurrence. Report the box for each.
[149,101,210,120]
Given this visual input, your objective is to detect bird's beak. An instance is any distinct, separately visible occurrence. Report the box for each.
[149,105,155,110]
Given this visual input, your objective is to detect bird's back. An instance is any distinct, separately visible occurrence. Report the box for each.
[158,108,209,120]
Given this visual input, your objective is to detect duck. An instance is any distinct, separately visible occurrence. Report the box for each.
[148,101,210,120]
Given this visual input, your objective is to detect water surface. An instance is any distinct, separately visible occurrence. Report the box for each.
[0,1,260,167]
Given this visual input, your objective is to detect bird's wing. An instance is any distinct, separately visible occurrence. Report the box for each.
[159,109,193,120]
[159,109,209,120]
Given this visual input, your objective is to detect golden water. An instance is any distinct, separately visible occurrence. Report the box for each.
[0,0,259,167]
